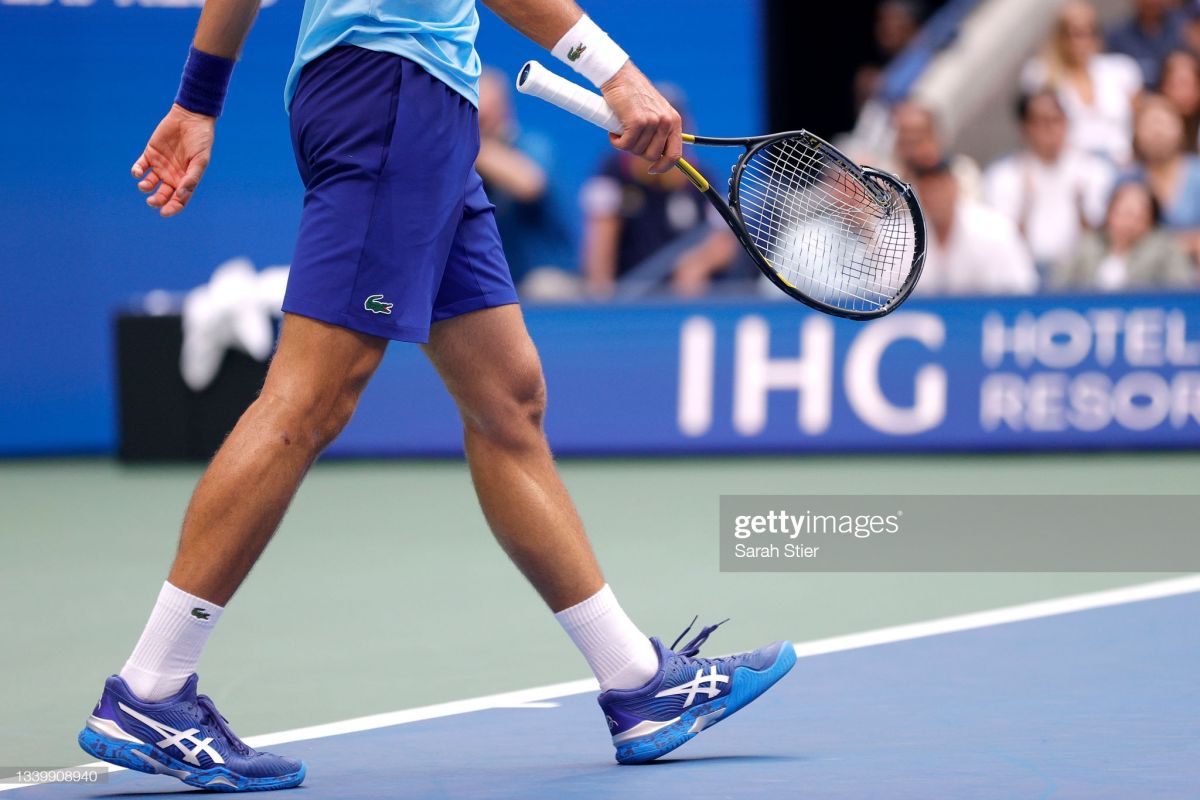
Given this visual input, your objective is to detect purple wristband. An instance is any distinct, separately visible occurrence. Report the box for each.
[174,46,235,118]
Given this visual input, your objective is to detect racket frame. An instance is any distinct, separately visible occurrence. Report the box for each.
[687,131,927,320]
[515,61,926,319]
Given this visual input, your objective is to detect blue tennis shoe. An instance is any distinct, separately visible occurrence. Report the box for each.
[598,618,796,764]
[78,674,305,792]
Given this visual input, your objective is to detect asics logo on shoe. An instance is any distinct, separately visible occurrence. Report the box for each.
[654,666,729,708]
[117,703,226,766]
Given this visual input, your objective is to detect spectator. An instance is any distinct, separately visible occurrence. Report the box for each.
[1051,179,1194,290]
[912,160,1039,296]
[875,0,924,60]
[891,99,983,199]
[1130,93,1200,228]
[1022,0,1143,165]
[476,67,575,294]
[854,1,925,111]
[1107,0,1186,86]
[984,90,1115,274]
[579,87,737,299]
[1182,4,1200,56]
[1158,49,1200,150]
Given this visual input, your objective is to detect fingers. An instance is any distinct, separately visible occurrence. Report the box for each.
[627,121,659,162]
[641,124,670,170]
[610,116,647,153]
[131,152,149,180]
[612,112,679,168]
[138,171,160,194]
[159,195,187,217]
[134,149,209,217]
[602,65,685,171]
[133,150,160,193]
[651,121,684,175]
[147,179,175,211]
[159,157,207,217]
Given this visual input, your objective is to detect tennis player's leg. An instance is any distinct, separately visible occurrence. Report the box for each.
[168,315,386,605]
[422,171,663,694]
[77,46,432,790]
[424,302,796,762]
[76,315,383,789]
[423,304,603,611]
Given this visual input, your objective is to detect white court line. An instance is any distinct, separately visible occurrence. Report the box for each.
[791,573,1200,659]
[5,574,1199,792]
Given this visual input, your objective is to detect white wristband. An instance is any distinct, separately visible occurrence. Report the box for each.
[551,15,629,88]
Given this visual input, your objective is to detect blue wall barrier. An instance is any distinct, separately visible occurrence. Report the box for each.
[332,293,1200,456]
[0,0,762,455]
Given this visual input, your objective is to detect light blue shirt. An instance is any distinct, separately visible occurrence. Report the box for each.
[1126,155,1200,231]
[1164,156,1200,231]
[285,0,481,110]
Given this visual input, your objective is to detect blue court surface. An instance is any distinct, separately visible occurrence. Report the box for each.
[10,581,1198,800]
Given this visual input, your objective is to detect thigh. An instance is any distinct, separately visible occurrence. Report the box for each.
[263,313,389,410]
[422,305,544,417]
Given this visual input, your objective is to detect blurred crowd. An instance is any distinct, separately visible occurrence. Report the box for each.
[903,0,1200,296]
[479,0,1200,301]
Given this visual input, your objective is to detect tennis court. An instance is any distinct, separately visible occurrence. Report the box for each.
[5,0,1200,796]
[2,454,1197,797]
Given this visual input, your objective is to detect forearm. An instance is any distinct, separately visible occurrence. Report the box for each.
[481,0,582,50]
[676,230,738,277]
[484,0,679,173]
[192,0,262,59]
[476,140,547,202]
[582,216,621,292]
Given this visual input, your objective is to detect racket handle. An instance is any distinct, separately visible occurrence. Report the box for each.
[515,60,622,135]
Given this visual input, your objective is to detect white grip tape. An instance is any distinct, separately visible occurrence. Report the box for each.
[515,61,622,135]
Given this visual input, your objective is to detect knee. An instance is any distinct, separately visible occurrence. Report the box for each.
[313,393,361,450]
[256,367,373,453]
[462,366,547,450]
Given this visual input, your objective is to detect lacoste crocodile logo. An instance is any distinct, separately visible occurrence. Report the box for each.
[364,294,393,315]
[191,607,210,620]
[567,43,586,61]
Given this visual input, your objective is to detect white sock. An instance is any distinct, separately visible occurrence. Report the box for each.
[119,581,224,701]
[555,584,659,691]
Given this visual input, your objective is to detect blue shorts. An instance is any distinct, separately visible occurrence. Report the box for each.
[285,46,518,343]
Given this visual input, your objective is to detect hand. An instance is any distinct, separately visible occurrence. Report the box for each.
[671,255,712,298]
[132,104,216,217]
[1181,231,1200,267]
[601,62,683,174]
[585,273,616,300]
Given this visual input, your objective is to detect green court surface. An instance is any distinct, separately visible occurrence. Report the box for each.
[1,452,1194,771]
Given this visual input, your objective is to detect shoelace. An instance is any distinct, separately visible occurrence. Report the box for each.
[669,615,731,658]
[196,695,252,756]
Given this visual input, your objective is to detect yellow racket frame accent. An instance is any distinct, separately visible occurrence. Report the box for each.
[672,135,710,191]
[673,158,709,192]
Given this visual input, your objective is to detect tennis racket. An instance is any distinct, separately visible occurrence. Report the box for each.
[515,61,926,320]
